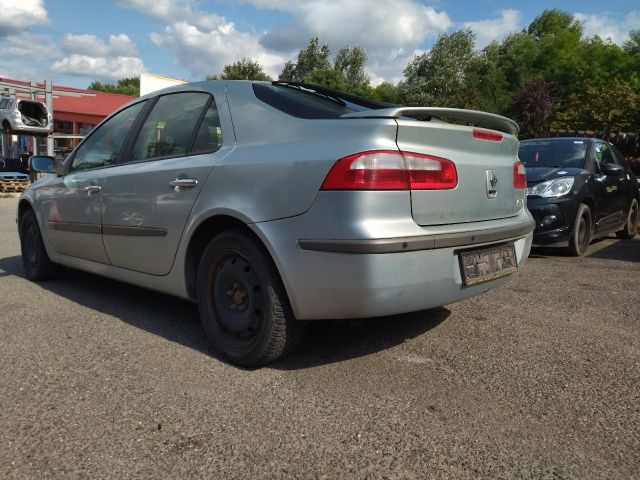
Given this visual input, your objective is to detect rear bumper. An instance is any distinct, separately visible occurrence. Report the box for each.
[253,193,533,320]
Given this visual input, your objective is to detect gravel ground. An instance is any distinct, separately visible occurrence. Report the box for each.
[0,197,638,479]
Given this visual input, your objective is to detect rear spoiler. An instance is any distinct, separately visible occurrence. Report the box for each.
[341,107,519,136]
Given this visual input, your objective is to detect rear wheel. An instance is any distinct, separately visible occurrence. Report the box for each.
[196,230,305,367]
[616,199,638,239]
[19,209,61,280]
[567,203,592,256]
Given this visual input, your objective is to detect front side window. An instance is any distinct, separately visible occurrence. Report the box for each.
[70,101,146,172]
[129,92,210,162]
[592,142,615,173]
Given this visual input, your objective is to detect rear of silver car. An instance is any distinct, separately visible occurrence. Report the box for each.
[238,93,534,319]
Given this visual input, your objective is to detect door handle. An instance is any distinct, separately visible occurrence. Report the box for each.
[169,178,198,192]
[84,185,102,195]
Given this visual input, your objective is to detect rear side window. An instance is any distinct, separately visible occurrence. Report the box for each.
[0,98,9,109]
[130,92,210,162]
[191,101,223,153]
[253,83,363,119]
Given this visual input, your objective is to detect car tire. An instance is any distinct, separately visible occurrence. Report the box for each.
[19,209,61,280]
[567,203,592,256]
[616,198,638,239]
[196,230,305,367]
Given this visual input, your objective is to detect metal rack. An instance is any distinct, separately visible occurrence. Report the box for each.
[0,79,95,162]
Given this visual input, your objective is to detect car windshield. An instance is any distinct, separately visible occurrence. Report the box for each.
[519,139,588,169]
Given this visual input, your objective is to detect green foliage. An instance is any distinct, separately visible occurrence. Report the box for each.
[88,77,140,96]
[399,29,477,107]
[279,37,331,82]
[208,58,272,81]
[334,45,369,85]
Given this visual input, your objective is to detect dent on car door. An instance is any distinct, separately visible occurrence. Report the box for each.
[101,91,225,276]
[42,101,147,263]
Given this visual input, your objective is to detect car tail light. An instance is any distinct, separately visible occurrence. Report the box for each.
[513,161,527,189]
[320,150,457,190]
[473,129,503,142]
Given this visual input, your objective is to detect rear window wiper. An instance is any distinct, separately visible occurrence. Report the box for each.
[272,81,346,107]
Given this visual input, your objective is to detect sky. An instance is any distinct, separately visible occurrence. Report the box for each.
[0,0,638,89]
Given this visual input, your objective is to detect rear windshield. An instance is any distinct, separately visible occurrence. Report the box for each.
[519,139,588,169]
[253,83,370,119]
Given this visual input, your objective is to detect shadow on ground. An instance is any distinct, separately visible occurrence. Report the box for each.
[530,236,640,262]
[0,255,449,369]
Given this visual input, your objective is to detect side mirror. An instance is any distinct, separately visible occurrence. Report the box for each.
[29,155,55,174]
[602,163,624,176]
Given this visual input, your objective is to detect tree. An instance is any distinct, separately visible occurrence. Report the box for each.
[566,78,640,135]
[527,9,583,40]
[511,80,556,138]
[278,37,331,81]
[88,77,140,96]
[334,45,369,86]
[399,29,477,107]
[208,58,271,81]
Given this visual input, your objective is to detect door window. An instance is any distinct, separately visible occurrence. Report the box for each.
[70,101,146,172]
[592,142,615,173]
[129,92,211,162]
[191,101,223,153]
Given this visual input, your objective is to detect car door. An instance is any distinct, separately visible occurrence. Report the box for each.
[101,91,226,276]
[40,100,147,263]
[591,141,627,229]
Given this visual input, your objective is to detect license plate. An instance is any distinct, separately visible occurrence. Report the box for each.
[459,243,518,287]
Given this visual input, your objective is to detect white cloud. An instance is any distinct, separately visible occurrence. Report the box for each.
[61,33,139,57]
[575,10,640,45]
[0,0,49,37]
[149,21,284,77]
[257,1,452,52]
[52,33,146,80]
[463,9,522,48]
[120,0,451,83]
[119,0,286,77]
[51,54,146,80]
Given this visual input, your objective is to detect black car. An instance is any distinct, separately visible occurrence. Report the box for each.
[519,138,639,256]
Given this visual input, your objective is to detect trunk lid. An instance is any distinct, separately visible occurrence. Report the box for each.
[342,107,522,226]
[397,118,520,225]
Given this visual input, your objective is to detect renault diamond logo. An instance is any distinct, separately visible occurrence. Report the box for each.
[486,170,498,198]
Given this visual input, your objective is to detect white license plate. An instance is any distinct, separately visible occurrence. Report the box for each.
[459,243,518,287]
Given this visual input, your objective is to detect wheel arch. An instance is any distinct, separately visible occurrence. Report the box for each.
[184,214,286,302]
[581,196,596,221]
[17,199,34,235]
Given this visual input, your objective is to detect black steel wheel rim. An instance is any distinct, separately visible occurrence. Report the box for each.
[212,251,264,342]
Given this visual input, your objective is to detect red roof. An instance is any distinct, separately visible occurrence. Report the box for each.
[0,77,134,120]
[53,90,134,117]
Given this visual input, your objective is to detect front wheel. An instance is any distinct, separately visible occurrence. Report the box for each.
[616,199,638,239]
[19,209,61,280]
[196,230,305,367]
[567,203,592,256]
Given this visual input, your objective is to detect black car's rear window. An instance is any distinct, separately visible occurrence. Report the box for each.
[253,83,369,119]
[519,139,588,169]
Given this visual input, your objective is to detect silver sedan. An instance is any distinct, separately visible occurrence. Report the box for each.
[18,80,534,366]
